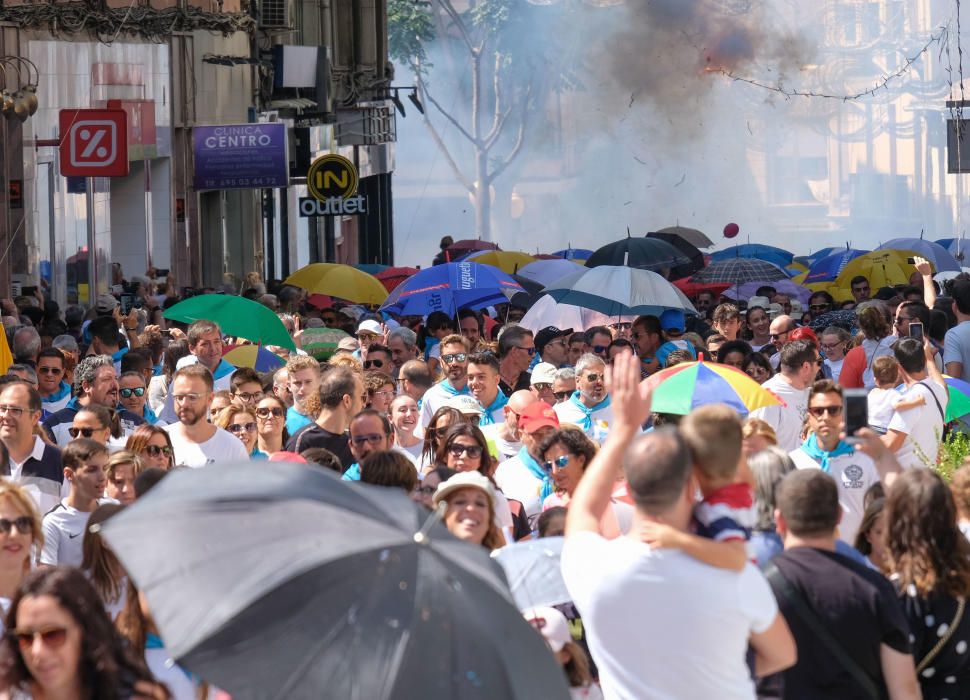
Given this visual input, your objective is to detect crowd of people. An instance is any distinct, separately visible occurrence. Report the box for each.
[1,254,970,698]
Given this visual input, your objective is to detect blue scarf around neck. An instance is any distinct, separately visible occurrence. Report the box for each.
[518,446,554,501]
[478,391,509,426]
[568,391,611,431]
[439,379,469,397]
[800,434,856,473]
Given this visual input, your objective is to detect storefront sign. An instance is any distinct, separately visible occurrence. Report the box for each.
[193,124,287,190]
[298,196,367,217]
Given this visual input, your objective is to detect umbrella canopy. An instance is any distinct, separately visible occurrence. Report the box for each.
[516,259,584,287]
[934,238,970,261]
[877,238,960,272]
[671,277,732,298]
[808,309,857,333]
[550,248,593,262]
[102,462,569,700]
[645,232,706,278]
[711,244,794,269]
[380,262,524,316]
[462,249,537,274]
[832,250,920,291]
[803,249,870,284]
[644,360,782,416]
[300,327,351,362]
[655,225,714,248]
[794,247,841,268]
[445,239,501,261]
[723,279,812,305]
[510,274,545,298]
[374,267,420,292]
[585,236,692,273]
[491,537,570,611]
[543,266,696,317]
[355,263,390,275]
[944,377,970,422]
[222,345,285,372]
[285,263,389,305]
[518,294,634,333]
[163,295,296,351]
[690,258,791,285]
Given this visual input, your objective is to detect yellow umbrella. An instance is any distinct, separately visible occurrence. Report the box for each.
[464,250,537,274]
[284,263,388,305]
[833,249,926,291]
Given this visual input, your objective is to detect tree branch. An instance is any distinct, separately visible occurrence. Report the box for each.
[418,73,478,146]
[414,72,475,194]
[436,0,476,55]
[483,51,505,147]
[488,82,532,182]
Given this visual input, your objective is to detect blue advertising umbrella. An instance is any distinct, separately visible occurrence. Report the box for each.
[550,248,594,261]
[711,244,794,269]
[803,248,869,283]
[380,262,524,316]
[877,238,960,272]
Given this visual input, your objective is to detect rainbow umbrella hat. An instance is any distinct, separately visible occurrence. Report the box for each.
[943,377,970,422]
[645,359,783,416]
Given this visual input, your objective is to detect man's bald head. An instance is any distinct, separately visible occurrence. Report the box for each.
[506,389,538,439]
[769,314,794,352]
[623,428,692,518]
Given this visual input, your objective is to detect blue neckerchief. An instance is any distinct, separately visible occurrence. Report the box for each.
[251,447,268,460]
[65,395,82,411]
[212,358,235,380]
[800,434,855,473]
[568,391,611,431]
[140,404,160,425]
[478,391,509,427]
[342,463,361,481]
[111,347,129,364]
[439,379,469,397]
[417,397,423,412]
[42,381,71,404]
[424,336,440,362]
[517,446,554,501]
[153,363,163,376]
[146,633,193,681]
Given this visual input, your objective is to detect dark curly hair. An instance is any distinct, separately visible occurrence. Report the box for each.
[0,567,157,699]
[537,427,597,468]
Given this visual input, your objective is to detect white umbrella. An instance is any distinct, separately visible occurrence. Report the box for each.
[519,294,634,332]
[542,265,697,317]
[515,259,584,287]
[491,537,571,611]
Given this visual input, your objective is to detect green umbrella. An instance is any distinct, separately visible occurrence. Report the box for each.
[944,377,970,421]
[163,295,296,351]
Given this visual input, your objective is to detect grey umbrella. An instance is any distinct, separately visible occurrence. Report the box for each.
[101,462,569,700]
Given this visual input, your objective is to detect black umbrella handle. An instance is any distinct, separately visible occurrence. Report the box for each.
[413,502,447,545]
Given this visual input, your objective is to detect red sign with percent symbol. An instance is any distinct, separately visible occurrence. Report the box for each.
[58,109,129,177]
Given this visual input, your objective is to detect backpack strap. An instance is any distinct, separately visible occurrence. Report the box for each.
[915,380,946,424]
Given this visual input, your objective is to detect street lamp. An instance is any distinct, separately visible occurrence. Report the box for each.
[0,57,39,121]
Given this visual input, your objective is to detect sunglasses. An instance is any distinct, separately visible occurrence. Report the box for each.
[413,485,436,496]
[11,627,69,651]
[769,332,789,340]
[145,445,173,457]
[441,353,467,364]
[351,433,386,447]
[228,422,257,433]
[363,359,384,369]
[0,516,32,535]
[119,387,145,398]
[515,346,536,356]
[432,426,451,439]
[256,407,285,418]
[542,455,571,471]
[448,443,483,458]
[37,367,61,375]
[553,390,572,401]
[820,343,843,351]
[808,405,842,418]
[532,383,553,391]
[68,427,100,438]
[592,345,609,354]
[583,373,602,383]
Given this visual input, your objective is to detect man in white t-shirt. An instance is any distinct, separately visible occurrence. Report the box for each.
[750,340,818,451]
[883,337,948,470]
[560,352,795,700]
[164,365,249,468]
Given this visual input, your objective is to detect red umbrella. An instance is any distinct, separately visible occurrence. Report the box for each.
[445,239,501,261]
[374,266,419,292]
[671,276,731,298]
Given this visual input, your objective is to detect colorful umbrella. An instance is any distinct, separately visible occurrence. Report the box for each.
[832,250,921,291]
[690,258,790,285]
[380,262,524,316]
[803,249,869,284]
[645,232,706,278]
[444,239,500,261]
[586,236,693,273]
[223,345,285,372]
[644,360,783,416]
[877,238,960,272]
[285,263,389,305]
[542,265,696,317]
[300,327,351,362]
[354,263,389,275]
[944,377,970,421]
[374,267,419,292]
[163,295,296,351]
[462,250,537,274]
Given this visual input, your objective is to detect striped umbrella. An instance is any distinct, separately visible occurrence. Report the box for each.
[691,258,790,285]
[645,359,783,416]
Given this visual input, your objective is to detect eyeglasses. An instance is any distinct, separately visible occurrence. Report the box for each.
[583,373,602,383]
[145,445,173,457]
[256,407,285,418]
[321,316,338,324]
[441,353,467,364]
[808,405,842,418]
[809,304,830,312]
[10,627,69,651]
[68,427,100,438]
[413,485,436,496]
[351,433,386,447]
[37,367,62,375]
[363,359,385,369]
[820,342,844,351]
[448,443,483,458]
[0,406,26,418]
[515,346,536,356]
[0,516,32,535]
[542,455,571,471]
[119,387,146,398]
[372,389,394,398]
[432,426,451,439]
[233,391,264,402]
[173,393,205,403]
[611,323,632,331]
[553,390,572,401]
[532,383,552,391]
[228,422,257,433]
[591,345,609,355]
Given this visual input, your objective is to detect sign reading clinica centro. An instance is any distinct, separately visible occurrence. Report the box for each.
[300,153,367,217]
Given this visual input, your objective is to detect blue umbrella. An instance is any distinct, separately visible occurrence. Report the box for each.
[711,244,794,269]
[380,262,524,316]
[934,238,969,261]
[803,248,869,283]
[354,263,389,275]
[877,238,961,272]
[551,248,593,261]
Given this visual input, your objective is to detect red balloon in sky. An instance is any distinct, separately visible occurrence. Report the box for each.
[723,222,740,239]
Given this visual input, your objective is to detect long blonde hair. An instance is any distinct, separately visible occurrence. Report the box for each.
[0,483,43,569]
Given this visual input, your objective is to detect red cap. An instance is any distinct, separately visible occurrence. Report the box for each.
[268,451,308,463]
[789,327,819,347]
[519,401,560,433]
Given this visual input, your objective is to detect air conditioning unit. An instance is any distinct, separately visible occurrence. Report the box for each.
[259,0,291,29]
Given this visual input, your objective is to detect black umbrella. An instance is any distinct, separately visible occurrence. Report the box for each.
[646,231,705,278]
[656,225,714,248]
[102,462,569,700]
[809,309,857,333]
[585,234,692,274]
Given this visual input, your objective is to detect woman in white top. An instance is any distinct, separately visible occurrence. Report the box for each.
[0,480,42,636]
[819,326,851,383]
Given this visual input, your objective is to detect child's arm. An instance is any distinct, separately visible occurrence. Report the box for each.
[892,395,925,411]
[640,521,747,571]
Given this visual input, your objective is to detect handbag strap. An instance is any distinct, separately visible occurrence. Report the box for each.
[764,562,881,700]
[915,597,965,674]
[915,381,946,424]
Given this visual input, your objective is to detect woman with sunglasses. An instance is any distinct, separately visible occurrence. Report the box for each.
[419,406,463,473]
[0,567,167,700]
[69,405,114,447]
[214,404,263,459]
[125,424,175,471]
[0,482,42,634]
[118,372,161,427]
[104,452,143,505]
[254,395,289,457]
[742,352,774,385]
[80,503,127,621]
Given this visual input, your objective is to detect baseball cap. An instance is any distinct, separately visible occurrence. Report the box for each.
[530,362,557,385]
[523,606,572,652]
[96,293,118,314]
[789,326,818,346]
[336,337,359,352]
[660,309,685,332]
[433,471,496,510]
[357,319,382,336]
[175,355,200,370]
[268,451,307,464]
[519,401,560,433]
[533,326,573,354]
[446,394,484,416]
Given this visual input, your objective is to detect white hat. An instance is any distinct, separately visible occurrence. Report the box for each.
[747,296,770,310]
[433,471,496,510]
[336,337,359,352]
[523,606,572,652]
[446,394,484,416]
[530,362,557,385]
[766,303,784,319]
[357,319,382,336]
[789,299,803,315]
[175,354,200,370]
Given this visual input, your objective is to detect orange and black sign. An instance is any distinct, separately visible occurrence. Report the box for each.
[307,154,358,201]
[8,180,22,209]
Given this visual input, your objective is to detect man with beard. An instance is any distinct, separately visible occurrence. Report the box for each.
[164,364,248,468]
[419,335,471,428]
[554,354,614,443]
